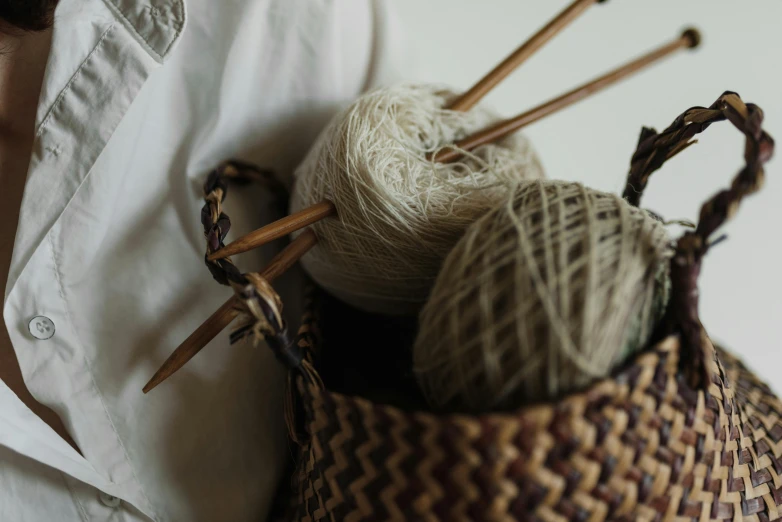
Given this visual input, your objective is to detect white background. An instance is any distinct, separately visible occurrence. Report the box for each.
[394,0,782,387]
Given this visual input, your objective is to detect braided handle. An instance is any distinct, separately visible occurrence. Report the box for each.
[200,161,302,367]
[202,160,286,285]
[624,92,774,386]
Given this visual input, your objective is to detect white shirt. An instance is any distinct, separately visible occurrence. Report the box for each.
[1,1,403,520]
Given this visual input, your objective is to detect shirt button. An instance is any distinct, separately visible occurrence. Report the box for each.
[28,316,55,340]
[99,492,121,508]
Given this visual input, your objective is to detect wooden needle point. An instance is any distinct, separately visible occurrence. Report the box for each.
[208,200,335,261]
[433,28,701,163]
[446,0,602,112]
[143,229,318,393]
[142,297,239,393]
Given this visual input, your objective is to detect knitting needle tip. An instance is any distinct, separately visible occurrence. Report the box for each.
[143,230,319,393]
[208,201,335,261]
[142,297,240,394]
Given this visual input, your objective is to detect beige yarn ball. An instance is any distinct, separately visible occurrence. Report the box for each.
[290,84,544,315]
[413,180,672,412]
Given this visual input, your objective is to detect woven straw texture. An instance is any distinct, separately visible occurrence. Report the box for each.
[286,300,782,521]
[274,92,776,522]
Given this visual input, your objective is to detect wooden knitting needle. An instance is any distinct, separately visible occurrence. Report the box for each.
[142,229,318,393]
[207,1,599,262]
[208,200,335,261]
[433,28,702,163]
[446,0,602,112]
[207,29,701,260]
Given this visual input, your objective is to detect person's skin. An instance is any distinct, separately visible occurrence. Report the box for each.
[0,26,78,451]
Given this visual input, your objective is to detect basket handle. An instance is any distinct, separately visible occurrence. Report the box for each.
[622,92,774,387]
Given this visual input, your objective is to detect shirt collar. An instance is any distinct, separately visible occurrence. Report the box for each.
[102,0,186,63]
[5,0,186,299]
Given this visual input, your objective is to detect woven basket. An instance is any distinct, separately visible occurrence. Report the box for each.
[287,298,782,522]
[272,92,778,521]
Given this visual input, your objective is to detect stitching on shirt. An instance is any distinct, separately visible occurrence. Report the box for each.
[47,233,160,522]
[159,0,186,57]
[101,0,186,61]
[61,473,90,522]
[36,24,118,137]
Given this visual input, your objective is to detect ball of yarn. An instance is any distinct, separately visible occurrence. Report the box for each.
[413,180,672,412]
[290,84,544,315]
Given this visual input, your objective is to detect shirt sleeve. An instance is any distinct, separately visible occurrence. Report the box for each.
[267,0,413,183]
[334,0,412,95]
[364,0,412,89]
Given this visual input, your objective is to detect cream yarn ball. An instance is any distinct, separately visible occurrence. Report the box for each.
[414,180,672,412]
[290,84,544,315]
